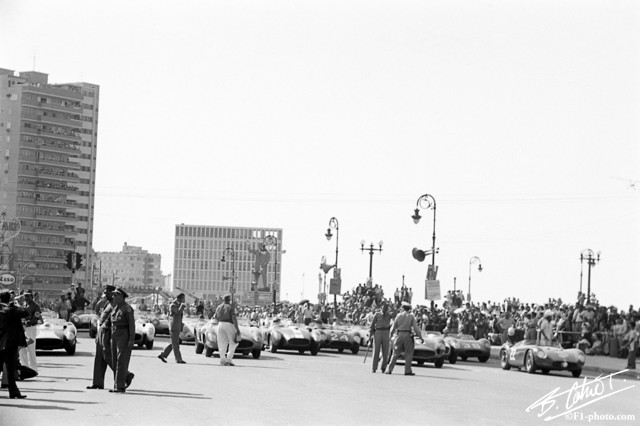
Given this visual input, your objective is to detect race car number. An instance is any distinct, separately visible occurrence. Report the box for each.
[509,348,516,361]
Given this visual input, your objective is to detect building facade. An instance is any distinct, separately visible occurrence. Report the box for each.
[173,224,283,305]
[95,243,163,292]
[0,68,99,295]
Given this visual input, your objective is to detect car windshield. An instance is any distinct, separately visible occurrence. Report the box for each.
[425,331,442,338]
[457,334,475,341]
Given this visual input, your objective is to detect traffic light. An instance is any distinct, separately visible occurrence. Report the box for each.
[250,282,256,291]
[75,253,83,270]
[65,252,74,270]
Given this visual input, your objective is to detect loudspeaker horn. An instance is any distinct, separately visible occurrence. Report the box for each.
[412,248,426,262]
[320,262,335,274]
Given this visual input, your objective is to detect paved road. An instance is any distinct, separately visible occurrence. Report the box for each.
[1,333,639,426]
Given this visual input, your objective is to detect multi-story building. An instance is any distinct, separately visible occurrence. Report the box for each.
[173,224,283,305]
[0,68,99,295]
[95,243,163,292]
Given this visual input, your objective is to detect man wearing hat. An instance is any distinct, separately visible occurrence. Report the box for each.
[158,293,186,364]
[215,294,241,366]
[386,301,423,376]
[104,287,135,393]
[369,301,392,373]
[19,290,40,377]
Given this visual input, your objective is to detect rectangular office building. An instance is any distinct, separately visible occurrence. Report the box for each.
[173,224,283,305]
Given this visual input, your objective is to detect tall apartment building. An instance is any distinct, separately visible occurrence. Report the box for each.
[95,243,163,291]
[0,68,99,295]
[174,224,283,305]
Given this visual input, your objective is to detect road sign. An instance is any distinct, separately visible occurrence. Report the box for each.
[427,264,439,281]
[329,278,342,295]
[425,279,441,300]
[24,262,37,275]
[0,273,16,286]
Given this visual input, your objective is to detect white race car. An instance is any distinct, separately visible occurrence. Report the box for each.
[36,311,78,355]
[134,317,156,349]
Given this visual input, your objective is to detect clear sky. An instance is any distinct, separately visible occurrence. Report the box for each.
[1,0,638,309]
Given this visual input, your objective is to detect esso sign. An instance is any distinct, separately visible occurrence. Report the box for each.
[0,273,16,286]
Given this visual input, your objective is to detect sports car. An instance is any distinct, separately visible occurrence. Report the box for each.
[351,325,371,348]
[36,311,78,355]
[133,315,156,349]
[396,330,447,368]
[196,318,265,359]
[310,322,360,354]
[146,313,170,335]
[500,340,586,377]
[267,319,321,355]
[70,310,99,338]
[444,333,491,363]
[180,315,208,344]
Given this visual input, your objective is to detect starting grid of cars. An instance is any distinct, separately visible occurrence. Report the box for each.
[43,310,586,377]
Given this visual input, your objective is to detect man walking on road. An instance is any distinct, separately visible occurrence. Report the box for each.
[107,288,135,393]
[158,293,187,364]
[215,294,240,366]
[387,301,423,376]
[369,302,392,373]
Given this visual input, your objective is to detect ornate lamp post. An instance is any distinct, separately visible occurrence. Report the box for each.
[324,217,341,313]
[580,249,600,304]
[263,235,279,312]
[411,193,437,268]
[220,248,236,301]
[360,240,383,282]
[468,256,482,302]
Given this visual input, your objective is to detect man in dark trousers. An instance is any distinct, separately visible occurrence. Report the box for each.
[105,288,135,393]
[158,293,186,364]
[369,302,392,373]
[387,301,423,376]
[87,285,134,390]
[0,289,28,398]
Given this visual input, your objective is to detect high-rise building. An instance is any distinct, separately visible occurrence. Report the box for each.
[95,243,163,291]
[0,68,99,295]
[173,224,283,305]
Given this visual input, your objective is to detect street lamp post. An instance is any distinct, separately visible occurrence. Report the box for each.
[263,235,279,313]
[324,217,340,313]
[580,249,600,304]
[220,248,236,302]
[411,193,437,267]
[360,241,383,281]
[468,256,482,302]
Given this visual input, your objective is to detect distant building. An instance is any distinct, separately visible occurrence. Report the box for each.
[96,243,163,291]
[173,224,283,305]
[0,67,99,295]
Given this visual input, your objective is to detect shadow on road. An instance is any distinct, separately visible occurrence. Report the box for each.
[126,389,211,400]
[0,401,75,411]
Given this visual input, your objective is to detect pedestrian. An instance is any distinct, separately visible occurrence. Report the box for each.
[214,294,241,366]
[386,301,424,376]
[158,293,187,364]
[0,289,28,399]
[87,285,133,390]
[369,302,392,373]
[55,294,69,321]
[622,321,638,370]
[19,289,40,378]
[106,288,135,393]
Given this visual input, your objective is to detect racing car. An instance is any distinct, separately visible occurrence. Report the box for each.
[444,333,491,363]
[407,331,448,368]
[146,314,170,335]
[70,309,99,338]
[180,315,208,344]
[310,322,360,354]
[133,316,156,349]
[36,311,78,355]
[267,318,321,355]
[196,318,265,359]
[500,339,585,377]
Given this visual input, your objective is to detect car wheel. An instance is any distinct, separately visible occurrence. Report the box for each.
[269,340,278,353]
[338,348,344,353]
[500,349,511,370]
[434,357,444,368]
[145,338,154,350]
[252,349,261,359]
[478,355,489,363]
[460,354,468,361]
[448,349,457,364]
[64,340,76,355]
[195,342,204,354]
[310,344,319,356]
[572,369,582,378]
[525,351,536,374]
[205,347,214,358]
[542,369,550,375]
[351,345,359,355]
[417,360,425,366]
[89,328,97,339]
[298,349,305,355]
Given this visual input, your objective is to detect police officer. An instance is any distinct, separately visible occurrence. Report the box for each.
[19,290,40,378]
[386,301,423,376]
[105,288,135,393]
[369,302,392,373]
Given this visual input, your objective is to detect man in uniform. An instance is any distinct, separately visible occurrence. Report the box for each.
[386,301,423,376]
[158,293,186,364]
[215,294,241,366]
[19,290,40,378]
[369,301,392,373]
[105,287,135,393]
[0,289,28,398]
[87,285,135,390]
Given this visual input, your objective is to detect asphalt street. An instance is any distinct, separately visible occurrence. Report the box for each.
[1,332,639,426]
